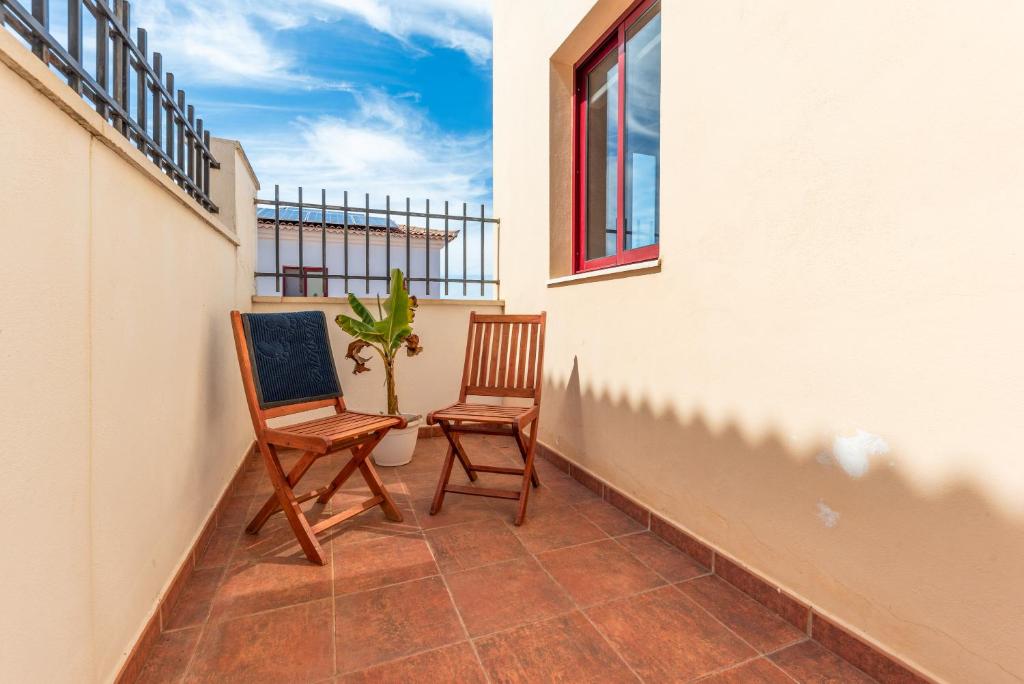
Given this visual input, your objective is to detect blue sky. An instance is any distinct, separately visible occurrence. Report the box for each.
[130,0,494,207]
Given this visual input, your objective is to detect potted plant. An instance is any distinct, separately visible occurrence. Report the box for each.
[335,268,424,466]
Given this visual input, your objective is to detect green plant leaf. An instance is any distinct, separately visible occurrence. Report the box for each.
[335,313,386,346]
[379,269,414,352]
[348,293,376,325]
[334,268,420,416]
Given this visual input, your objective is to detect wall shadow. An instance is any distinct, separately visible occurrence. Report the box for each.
[540,364,1024,684]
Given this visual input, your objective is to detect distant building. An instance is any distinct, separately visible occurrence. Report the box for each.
[255,207,457,298]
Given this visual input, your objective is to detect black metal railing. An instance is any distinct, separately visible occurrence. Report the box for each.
[255,186,500,300]
[1,0,219,212]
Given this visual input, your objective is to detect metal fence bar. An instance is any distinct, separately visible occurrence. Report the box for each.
[186,104,195,183]
[444,200,449,297]
[202,129,212,198]
[95,2,108,119]
[297,186,304,293]
[274,184,281,293]
[405,197,411,282]
[164,71,174,161]
[462,202,468,297]
[117,1,130,136]
[151,52,161,155]
[364,193,370,294]
[0,0,219,211]
[321,189,327,297]
[195,118,204,191]
[480,203,486,297]
[135,27,147,149]
[67,0,82,94]
[30,0,46,60]
[253,192,499,300]
[176,89,185,184]
[343,190,349,294]
[112,1,124,132]
[425,198,431,297]
[385,195,391,293]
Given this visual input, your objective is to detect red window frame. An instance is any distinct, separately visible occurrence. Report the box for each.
[572,0,660,274]
[282,266,328,297]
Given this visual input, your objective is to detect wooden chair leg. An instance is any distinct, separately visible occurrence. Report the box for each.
[514,420,541,526]
[444,422,477,481]
[513,426,541,488]
[315,445,365,505]
[430,427,460,515]
[258,442,326,565]
[247,450,318,534]
[359,459,403,522]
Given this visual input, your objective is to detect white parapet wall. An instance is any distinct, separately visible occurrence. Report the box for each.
[0,30,258,683]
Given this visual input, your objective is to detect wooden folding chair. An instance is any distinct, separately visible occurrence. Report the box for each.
[428,312,547,525]
[231,310,405,565]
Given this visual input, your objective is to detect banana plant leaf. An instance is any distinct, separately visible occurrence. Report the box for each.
[335,269,416,355]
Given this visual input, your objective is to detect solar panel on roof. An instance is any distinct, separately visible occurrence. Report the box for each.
[255,206,398,228]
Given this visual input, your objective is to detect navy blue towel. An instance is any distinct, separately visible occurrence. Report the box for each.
[241,311,342,409]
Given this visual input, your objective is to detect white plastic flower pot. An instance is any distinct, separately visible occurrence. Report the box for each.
[372,414,422,467]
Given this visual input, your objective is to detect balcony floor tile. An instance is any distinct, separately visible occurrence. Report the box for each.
[677,575,806,654]
[537,538,665,607]
[586,585,757,681]
[425,518,529,573]
[333,576,464,675]
[445,556,574,637]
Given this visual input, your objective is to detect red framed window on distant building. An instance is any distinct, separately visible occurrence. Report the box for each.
[573,0,661,273]
[283,266,328,297]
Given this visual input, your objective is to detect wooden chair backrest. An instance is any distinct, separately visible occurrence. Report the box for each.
[459,312,547,403]
[231,310,346,434]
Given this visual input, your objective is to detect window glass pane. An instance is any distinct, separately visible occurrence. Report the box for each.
[624,2,661,251]
[585,50,619,260]
[306,270,326,297]
[283,267,303,296]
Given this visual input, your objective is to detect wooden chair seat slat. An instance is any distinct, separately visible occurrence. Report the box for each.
[429,403,537,426]
[284,412,396,441]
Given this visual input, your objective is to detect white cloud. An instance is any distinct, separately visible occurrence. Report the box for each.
[131,0,492,89]
[131,0,342,89]
[313,0,492,64]
[246,90,491,206]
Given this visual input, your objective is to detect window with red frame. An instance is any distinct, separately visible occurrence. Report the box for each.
[283,266,328,297]
[574,0,661,273]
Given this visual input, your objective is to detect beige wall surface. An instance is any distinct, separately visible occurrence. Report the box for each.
[494,1,1024,682]
[252,298,504,420]
[0,33,258,683]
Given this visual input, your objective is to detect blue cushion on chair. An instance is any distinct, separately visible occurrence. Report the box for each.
[241,311,342,409]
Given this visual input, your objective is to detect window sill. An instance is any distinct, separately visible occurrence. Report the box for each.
[547,258,661,287]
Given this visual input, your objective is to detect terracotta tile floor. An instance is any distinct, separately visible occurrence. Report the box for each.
[135,436,882,683]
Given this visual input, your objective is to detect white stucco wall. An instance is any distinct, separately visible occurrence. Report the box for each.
[494,1,1024,682]
[0,32,258,683]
